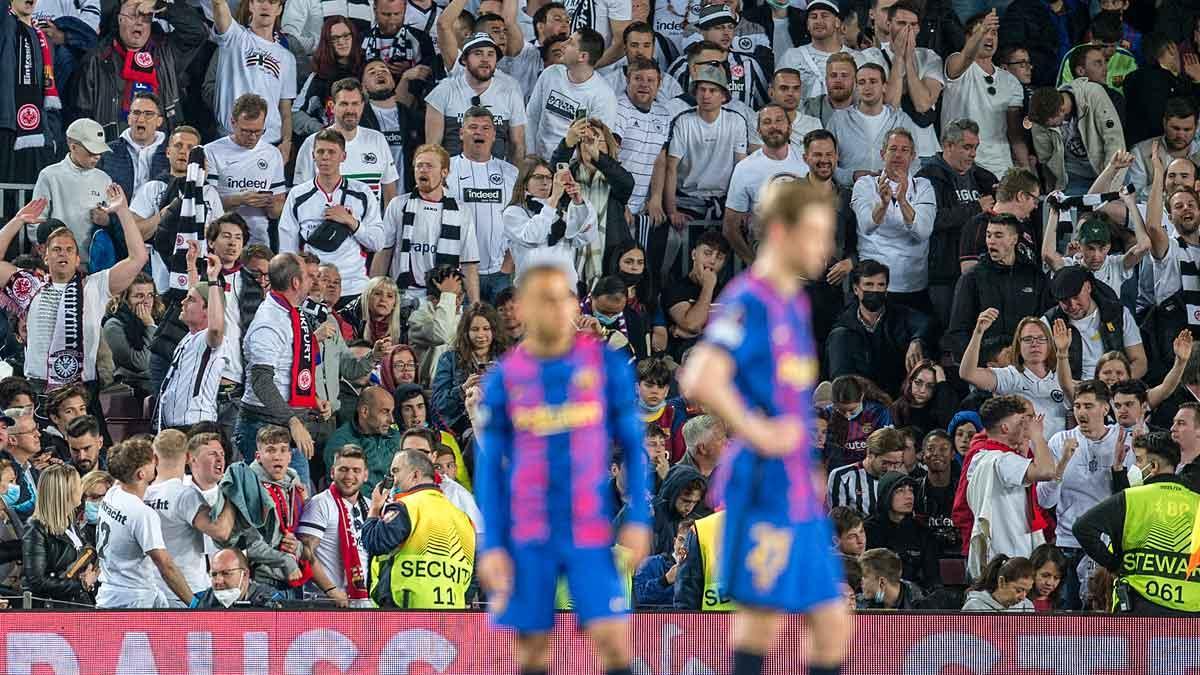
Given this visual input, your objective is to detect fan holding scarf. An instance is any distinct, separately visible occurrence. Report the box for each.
[0,186,148,399]
[237,251,328,489]
[297,444,373,607]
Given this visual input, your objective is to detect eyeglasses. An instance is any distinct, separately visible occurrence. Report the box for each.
[395,362,417,372]
[1004,60,1032,68]
[128,109,159,118]
[119,11,153,23]
[236,127,266,137]
[528,172,553,182]
[248,270,269,281]
[329,31,353,43]
[1019,336,1049,345]
[210,568,247,580]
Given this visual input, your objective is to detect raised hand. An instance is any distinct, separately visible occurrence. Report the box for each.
[104,184,127,213]
[1174,329,1194,363]
[1052,318,1071,353]
[975,307,999,333]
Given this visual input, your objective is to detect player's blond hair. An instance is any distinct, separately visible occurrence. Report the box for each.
[153,429,189,462]
[753,179,833,238]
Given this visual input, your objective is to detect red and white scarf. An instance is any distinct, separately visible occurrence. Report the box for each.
[330,489,369,599]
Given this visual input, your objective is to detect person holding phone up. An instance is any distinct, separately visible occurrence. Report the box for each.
[502,156,598,292]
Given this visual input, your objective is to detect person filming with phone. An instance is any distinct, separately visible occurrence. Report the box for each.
[502,156,598,292]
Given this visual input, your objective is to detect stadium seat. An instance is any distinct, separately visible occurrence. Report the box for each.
[940,558,968,587]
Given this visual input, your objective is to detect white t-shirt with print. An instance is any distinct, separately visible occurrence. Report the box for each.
[204,136,288,246]
[144,478,210,604]
[214,22,298,144]
[97,483,166,594]
[941,61,1023,176]
[297,489,370,605]
[989,365,1070,438]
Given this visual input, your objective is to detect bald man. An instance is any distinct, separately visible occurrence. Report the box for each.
[323,385,402,496]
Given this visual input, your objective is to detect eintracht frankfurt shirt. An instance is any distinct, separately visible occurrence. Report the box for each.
[445,155,518,275]
[293,127,400,198]
[278,178,385,295]
[205,136,288,246]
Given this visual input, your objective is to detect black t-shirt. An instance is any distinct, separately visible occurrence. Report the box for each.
[917,466,962,558]
[662,276,707,356]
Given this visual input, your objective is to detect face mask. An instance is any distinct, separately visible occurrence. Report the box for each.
[638,397,666,414]
[872,580,886,604]
[2,484,18,507]
[1128,463,1146,487]
[213,587,243,608]
[593,311,619,326]
[618,270,643,287]
[83,500,100,524]
[860,290,886,313]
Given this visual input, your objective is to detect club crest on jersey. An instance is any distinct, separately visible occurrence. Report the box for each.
[545,90,581,121]
[731,64,745,78]
[860,422,874,435]
[489,173,503,185]
[363,153,378,164]
[572,367,598,391]
[737,37,753,52]
[257,158,269,170]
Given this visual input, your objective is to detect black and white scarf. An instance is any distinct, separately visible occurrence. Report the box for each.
[149,148,210,362]
[525,196,567,246]
[46,273,85,389]
[396,195,465,288]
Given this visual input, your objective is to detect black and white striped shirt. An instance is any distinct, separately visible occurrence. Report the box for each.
[158,330,228,429]
[827,462,881,516]
[666,50,769,110]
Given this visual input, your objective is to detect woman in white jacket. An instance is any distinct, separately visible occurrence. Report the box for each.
[502,157,597,291]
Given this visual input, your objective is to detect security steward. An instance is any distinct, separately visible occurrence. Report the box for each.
[673,510,733,610]
[362,449,476,608]
[1074,432,1200,616]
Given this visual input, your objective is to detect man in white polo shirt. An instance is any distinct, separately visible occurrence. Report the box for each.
[205,94,287,248]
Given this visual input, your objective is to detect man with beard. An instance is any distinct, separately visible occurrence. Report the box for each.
[295,79,400,211]
[798,130,857,353]
[916,119,998,325]
[65,415,104,474]
[279,129,385,297]
[374,144,481,305]
[1128,98,1200,200]
[299,445,373,607]
[613,58,671,220]
[325,387,401,495]
[525,27,617,159]
[723,104,809,264]
[129,126,225,293]
[801,52,855,127]
[665,5,769,110]
[445,107,519,304]
[1145,146,1200,343]
[425,33,526,164]
[849,128,936,315]
[97,92,170,201]
[754,69,822,155]
[360,60,424,191]
[942,10,1030,176]
[779,0,855,101]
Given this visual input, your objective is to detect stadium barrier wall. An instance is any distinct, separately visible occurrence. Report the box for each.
[2,610,1199,674]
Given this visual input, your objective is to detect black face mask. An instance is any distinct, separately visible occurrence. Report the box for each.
[860,290,886,312]
[618,270,643,287]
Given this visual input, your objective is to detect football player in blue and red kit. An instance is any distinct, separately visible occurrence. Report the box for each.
[475,263,652,675]
[681,179,854,675]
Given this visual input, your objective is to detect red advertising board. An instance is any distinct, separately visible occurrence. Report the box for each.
[2,611,1200,674]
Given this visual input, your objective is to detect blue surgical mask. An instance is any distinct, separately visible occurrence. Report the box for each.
[83,500,100,524]
[2,484,19,507]
[593,311,619,326]
[845,404,864,421]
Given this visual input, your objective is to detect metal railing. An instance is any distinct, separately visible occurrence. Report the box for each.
[0,183,36,256]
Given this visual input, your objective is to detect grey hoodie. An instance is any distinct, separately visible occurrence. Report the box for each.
[961,589,1034,612]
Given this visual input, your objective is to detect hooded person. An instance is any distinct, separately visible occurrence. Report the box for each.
[863,471,941,590]
[649,463,709,556]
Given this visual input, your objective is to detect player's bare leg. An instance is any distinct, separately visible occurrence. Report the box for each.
[730,607,778,675]
[585,616,635,674]
[515,632,550,675]
[804,599,853,674]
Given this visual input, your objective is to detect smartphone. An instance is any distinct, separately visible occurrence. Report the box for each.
[380,476,395,491]
[574,107,588,121]
[556,162,569,173]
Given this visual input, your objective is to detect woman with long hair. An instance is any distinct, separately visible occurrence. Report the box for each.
[607,241,668,355]
[550,118,635,287]
[889,360,957,436]
[1028,543,1067,612]
[293,18,365,137]
[503,157,598,291]
[21,465,96,607]
[432,303,507,435]
[359,275,404,344]
[103,273,163,398]
[961,555,1035,611]
[960,311,1070,438]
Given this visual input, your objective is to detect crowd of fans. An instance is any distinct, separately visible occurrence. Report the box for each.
[0,0,1193,617]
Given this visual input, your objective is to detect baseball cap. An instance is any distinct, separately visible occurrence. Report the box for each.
[0,412,12,427]
[36,217,67,246]
[807,0,841,15]
[459,32,500,63]
[696,4,737,29]
[1077,218,1111,245]
[65,118,110,155]
[1051,265,1092,301]
[691,64,732,100]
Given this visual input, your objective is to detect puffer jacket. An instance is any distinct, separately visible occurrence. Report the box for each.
[67,0,207,141]
[21,520,93,607]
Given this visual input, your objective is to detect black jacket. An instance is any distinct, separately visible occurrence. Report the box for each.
[741,5,808,53]
[913,0,965,59]
[191,581,284,608]
[998,0,1088,87]
[827,301,933,396]
[651,464,709,557]
[864,472,941,590]
[945,253,1052,360]
[1121,64,1200,147]
[916,155,998,286]
[1043,276,1127,379]
[916,463,963,558]
[551,139,636,279]
[21,520,93,607]
[889,382,958,437]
